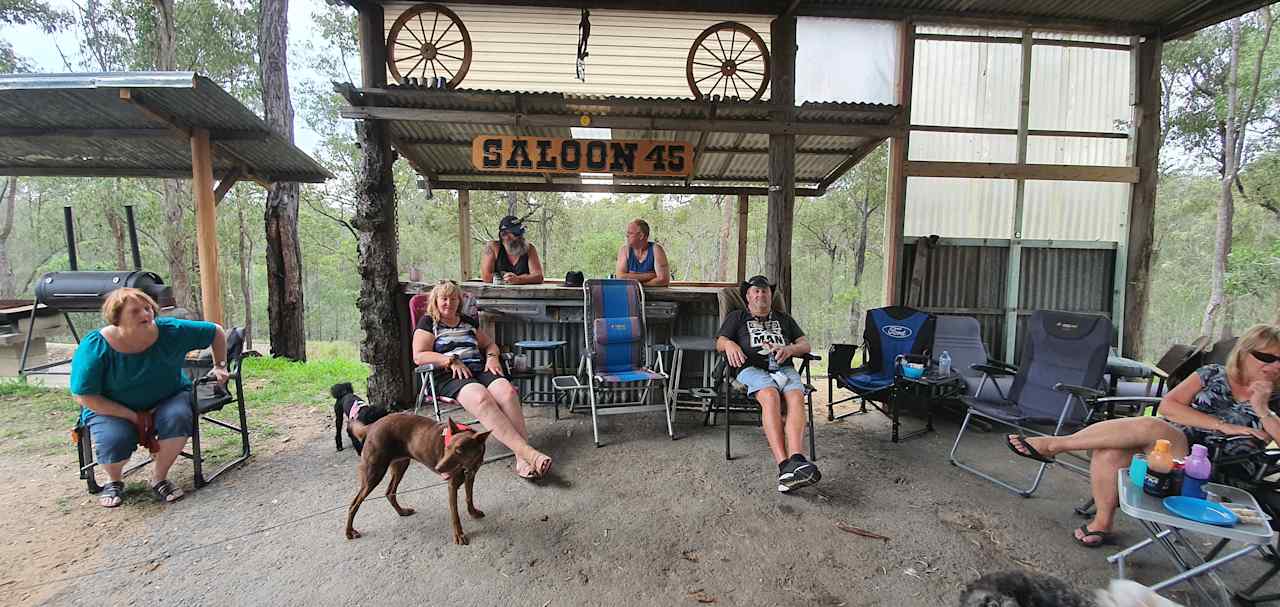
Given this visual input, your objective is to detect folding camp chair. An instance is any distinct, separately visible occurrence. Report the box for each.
[578,278,673,447]
[409,291,467,420]
[709,286,819,460]
[827,306,936,439]
[933,315,1015,401]
[72,326,251,493]
[948,310,1119,497]
[1203,437,1280,605]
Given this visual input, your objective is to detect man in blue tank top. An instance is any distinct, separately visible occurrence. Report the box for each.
[614,218,670,286]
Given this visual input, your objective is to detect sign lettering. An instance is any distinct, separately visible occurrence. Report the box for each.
[472,136,693,177]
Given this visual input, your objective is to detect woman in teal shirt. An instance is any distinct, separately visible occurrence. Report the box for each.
[70,288,229,508]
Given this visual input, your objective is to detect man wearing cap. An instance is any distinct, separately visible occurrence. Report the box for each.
[716,275,820,493]
[482,215,544,285]
[614,218,670,287]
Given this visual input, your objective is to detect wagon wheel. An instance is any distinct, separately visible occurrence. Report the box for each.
[686,22,770,101]
[386,3,472,88]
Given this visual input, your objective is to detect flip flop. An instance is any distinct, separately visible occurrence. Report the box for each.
[1074,523,1111,548]
[1006,434,1055,464]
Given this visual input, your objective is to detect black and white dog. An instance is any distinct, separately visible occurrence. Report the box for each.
[959,571,1181,607]
[331,382,389,454]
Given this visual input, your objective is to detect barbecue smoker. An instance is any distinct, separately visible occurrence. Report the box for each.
[18,206,175,375]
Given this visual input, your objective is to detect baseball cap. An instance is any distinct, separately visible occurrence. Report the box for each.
[498,215,525,237]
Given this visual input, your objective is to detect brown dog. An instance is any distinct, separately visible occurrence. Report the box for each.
[345,413,491,545]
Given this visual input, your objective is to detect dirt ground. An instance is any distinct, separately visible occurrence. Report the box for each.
[3,394,1278,606]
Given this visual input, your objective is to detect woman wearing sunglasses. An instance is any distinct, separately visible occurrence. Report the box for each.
[1007,323,1280,547]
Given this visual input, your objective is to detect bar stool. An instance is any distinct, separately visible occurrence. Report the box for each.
[512,339,567,418]
[668,335,719,419]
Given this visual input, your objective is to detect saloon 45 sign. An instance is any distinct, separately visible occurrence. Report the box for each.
[472,136,693,177]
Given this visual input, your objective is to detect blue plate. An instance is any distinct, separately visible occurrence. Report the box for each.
[1162,496,1239,526]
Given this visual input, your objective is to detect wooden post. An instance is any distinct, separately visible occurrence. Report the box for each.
[190,128,223,325]
[736,193,749,283]
[458,190,472,280]
[354,4,412,406]
[1122,37,1162,358]
[765,14,797,305]
[882,20,915,306]
[1003,31,1034,359]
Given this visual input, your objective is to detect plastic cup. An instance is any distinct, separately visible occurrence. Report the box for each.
[1128,453,1148,488]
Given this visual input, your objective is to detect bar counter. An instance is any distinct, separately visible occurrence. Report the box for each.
[397,281,726,404]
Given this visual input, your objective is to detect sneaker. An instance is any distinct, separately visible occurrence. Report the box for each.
[777,459,799,493]
[781,457,821,492]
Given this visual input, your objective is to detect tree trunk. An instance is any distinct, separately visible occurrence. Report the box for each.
[853,187,872,286]
[260,0,306,360]
[1201,18,1242,338]
[714,195,732,281]
[238,197,254,351]
[355,118,406,406]
[105,204,127,270]
[0,177,16,298]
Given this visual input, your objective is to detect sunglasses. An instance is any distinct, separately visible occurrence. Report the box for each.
[436,279,458,286]
[1252,350,1280,365]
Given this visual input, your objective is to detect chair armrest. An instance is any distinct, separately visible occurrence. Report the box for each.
[414,363,436,374]
[1093,396,1162,405]
[985,359,1017,372]
[971,363,1016,377]
[827,344,857,376]
[652,344,674,353]
[1054,382,1106,400]
[799,353,821,361]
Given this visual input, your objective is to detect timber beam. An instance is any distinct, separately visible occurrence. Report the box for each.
[339,105,905,138]
[905,160,1139,183]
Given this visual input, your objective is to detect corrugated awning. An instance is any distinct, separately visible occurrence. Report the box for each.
[0,72,332,183]
[338,84,900,195]
[341,0,1275,40]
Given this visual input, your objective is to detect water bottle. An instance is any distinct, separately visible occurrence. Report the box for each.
[938,351,952,376]
[1181,444,1212,499]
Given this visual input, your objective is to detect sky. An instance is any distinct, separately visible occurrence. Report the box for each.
[0,0,333,155]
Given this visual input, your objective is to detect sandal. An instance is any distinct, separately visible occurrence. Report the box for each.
[99,480,124,508]
[1006,434,1055,464]
[1074,523,1111,548]
[150,479,184,503]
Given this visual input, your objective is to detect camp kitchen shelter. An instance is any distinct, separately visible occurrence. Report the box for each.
[0,72,331,324]
[340,0,1270,406]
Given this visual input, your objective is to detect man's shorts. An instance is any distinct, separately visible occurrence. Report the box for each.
[735,366,805,397]
[86,389,193,465]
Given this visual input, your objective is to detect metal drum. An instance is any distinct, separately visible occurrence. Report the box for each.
[34,271,174,312]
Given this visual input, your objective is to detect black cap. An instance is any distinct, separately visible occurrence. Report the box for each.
[498,215,525,237]
[740,274,775,300]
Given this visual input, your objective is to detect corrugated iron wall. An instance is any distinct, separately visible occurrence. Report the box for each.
[902,240,1114,362]
[906,31,1134,242]
[383,3,773,98]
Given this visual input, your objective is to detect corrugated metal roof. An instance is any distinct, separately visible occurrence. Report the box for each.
[0,72,332,183]
[349,1,1274,39]
[341,84,898,190]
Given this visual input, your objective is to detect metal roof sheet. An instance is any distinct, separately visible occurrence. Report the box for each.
[0,72,332,183]
[349,0,1276,39]
[341,84,894,192]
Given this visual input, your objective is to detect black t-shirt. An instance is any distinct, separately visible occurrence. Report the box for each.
[717,309,805,370]
[416,314,484,373]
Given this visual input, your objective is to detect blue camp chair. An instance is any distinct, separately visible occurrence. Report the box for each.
[827,306,936,437]
[580,278,673,447]
[949,310,1115,497]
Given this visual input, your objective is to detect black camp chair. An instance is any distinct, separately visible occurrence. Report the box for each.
[827,306,935,441]
[709,286,819,461]
[73,327,250,493]
[948,310,1118,497]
